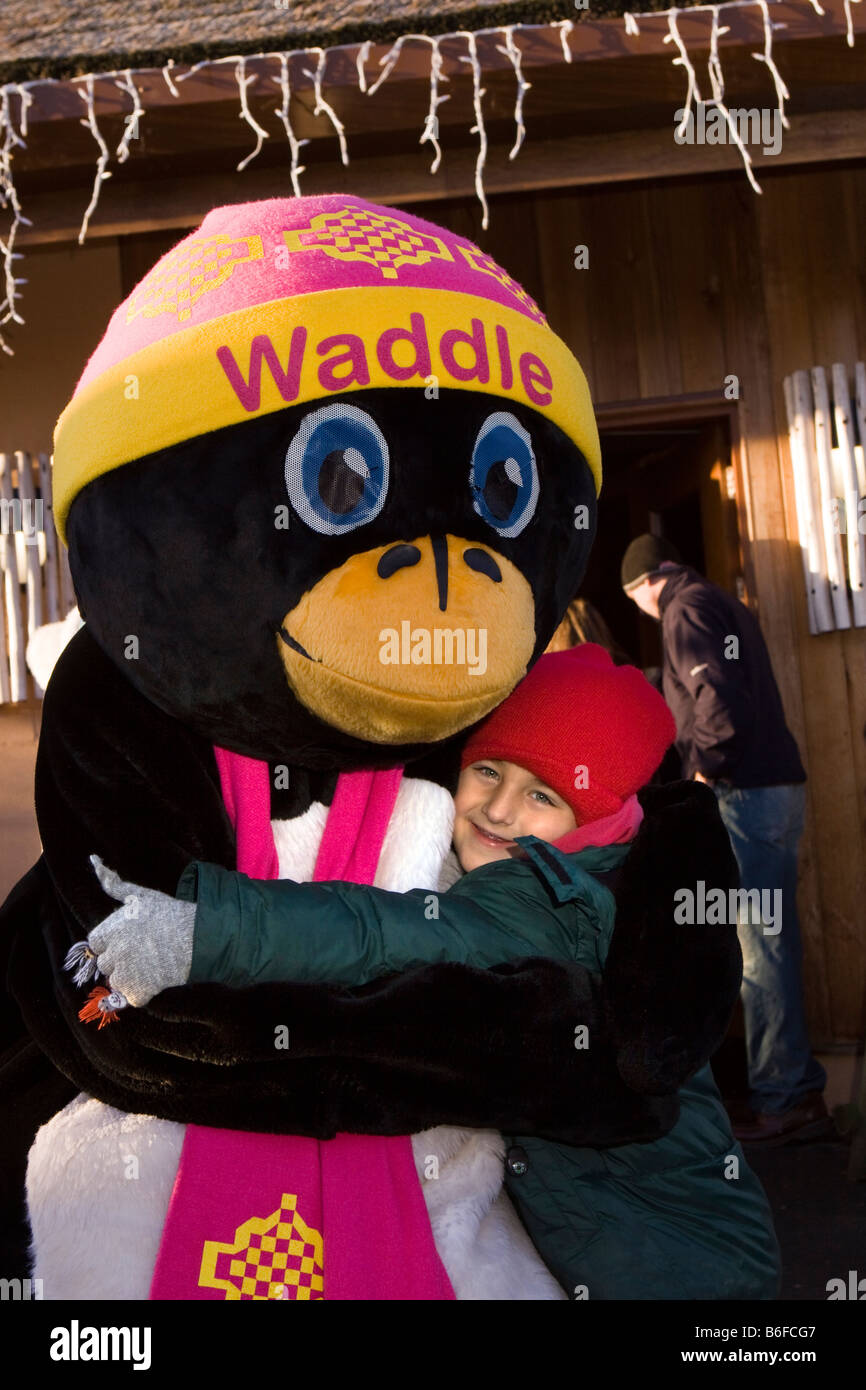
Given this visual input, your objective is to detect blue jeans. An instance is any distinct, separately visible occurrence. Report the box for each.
[712,782,826,1114]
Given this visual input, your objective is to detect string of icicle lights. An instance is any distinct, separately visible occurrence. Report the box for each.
[0,0,861,353]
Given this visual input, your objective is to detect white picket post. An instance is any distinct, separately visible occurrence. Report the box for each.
[810,368,851,629]
[15,453,44,691]
[54,453,76,617]
[0,546,10,704]
[854,363,866,504]
[783,375,819,634]
[791,372,835,631]
[832,364,866,627]
[0,453,28,700]
[38,451,60,624]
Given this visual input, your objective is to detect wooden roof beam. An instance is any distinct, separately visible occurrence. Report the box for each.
[15,105,866,246]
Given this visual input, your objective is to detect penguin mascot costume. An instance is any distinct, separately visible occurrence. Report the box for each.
[0,196,743,1299]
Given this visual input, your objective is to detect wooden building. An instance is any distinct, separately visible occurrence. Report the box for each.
[0,0,864,1051]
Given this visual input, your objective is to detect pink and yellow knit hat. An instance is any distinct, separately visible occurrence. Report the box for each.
[52,195,601,542]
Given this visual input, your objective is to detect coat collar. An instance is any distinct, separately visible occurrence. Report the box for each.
[657,563,700,617]
[513,834,630,906]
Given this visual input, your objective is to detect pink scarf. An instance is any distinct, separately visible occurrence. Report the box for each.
[149,751,455,1301]
[551,793,644,854]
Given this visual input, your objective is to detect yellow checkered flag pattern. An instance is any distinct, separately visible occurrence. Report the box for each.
[199,1193,324,1300]
[283,207,453,281]
[458,244,546,324]
[126,234,264,323]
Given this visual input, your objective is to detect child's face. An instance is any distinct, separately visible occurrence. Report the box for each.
[452,759,577,873]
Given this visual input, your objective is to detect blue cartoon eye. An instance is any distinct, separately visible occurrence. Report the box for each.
[285,403,389,535]
[469,412,539,539]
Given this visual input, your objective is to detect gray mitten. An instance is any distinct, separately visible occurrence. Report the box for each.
[85,855,196,1006]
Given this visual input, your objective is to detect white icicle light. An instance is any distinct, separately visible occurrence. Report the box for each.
[75,75,113,244]
[303,47,348,166]
[162,59,180,98]
[0,85,33,353]
[271,52,308,196]
[355,40,372,93]
[420,37,448,174]
[367,32,416,97]
[665,8,700,139]
[173,46,346,173]
[455,30,489,229]
[752,0,791,127]
[115,69,145,163]
[0,2,861,355]
[17,83,33,139]
[174,53,272,173]
[844,0,862,46]
[361,33,449,173]
[708,6,730,100]
[233,56,270,173]
[498,26,531,160]
[665,3,766,194]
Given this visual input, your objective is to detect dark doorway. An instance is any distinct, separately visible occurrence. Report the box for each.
[573,412,743,672]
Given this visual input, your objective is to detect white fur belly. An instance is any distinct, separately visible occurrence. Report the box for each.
[411,1128,566,1300]
[26,1095,184,1299]
[27,1106,564,1301]
[26,777,563,1299]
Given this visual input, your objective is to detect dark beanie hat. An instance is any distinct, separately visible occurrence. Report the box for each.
[621,534,682,590]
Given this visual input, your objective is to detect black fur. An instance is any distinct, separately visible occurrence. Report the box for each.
[605,779,742,1093]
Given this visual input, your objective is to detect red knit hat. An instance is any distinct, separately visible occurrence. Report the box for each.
[460,643,676,825]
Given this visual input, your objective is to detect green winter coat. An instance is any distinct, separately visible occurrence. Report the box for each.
[177,836,781,1300]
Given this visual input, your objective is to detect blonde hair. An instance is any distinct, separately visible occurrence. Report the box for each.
[545,598,632,664]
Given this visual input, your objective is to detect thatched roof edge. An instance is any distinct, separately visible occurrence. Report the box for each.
[0,0,689,85]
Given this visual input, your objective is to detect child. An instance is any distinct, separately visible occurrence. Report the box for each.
[74,643,781,1299]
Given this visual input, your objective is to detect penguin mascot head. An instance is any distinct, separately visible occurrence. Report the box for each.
[54,196,600,765]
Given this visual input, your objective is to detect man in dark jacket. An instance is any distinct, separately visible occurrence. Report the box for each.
[621,534,828,1146]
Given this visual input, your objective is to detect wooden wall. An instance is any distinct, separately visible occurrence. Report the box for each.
[0,239,123,456]
[423,167,866,1046]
